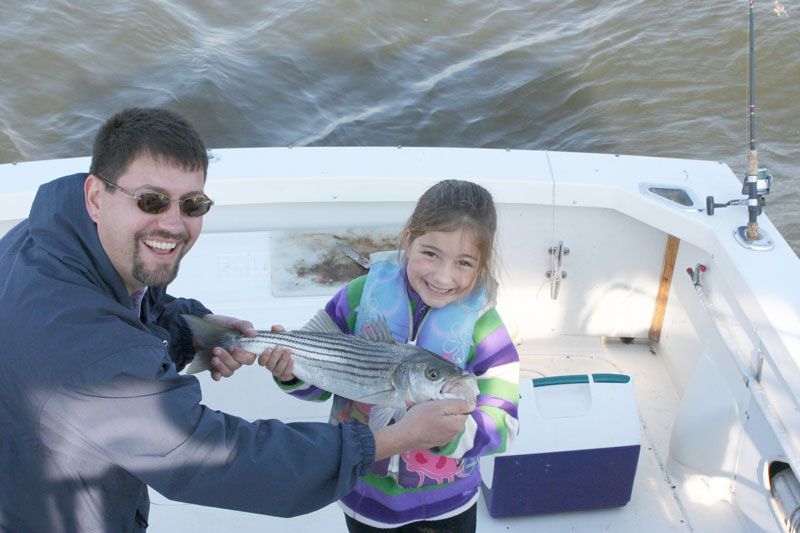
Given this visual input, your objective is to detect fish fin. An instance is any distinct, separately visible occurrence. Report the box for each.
[184,352,213,375]
[392,407,406,423]
[299,309,342,334]
[368,406,406,430]
[356,389,399,406]
[357,315,395,344]
[181,314,239,375]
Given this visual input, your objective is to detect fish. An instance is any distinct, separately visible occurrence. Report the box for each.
[182,310,479,429]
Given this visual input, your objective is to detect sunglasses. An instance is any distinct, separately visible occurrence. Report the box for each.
[98,176,214,217]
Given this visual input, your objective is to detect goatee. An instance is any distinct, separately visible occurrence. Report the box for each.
[132,231,188,287]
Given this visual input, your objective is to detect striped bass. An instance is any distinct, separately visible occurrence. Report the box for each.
[182,311,478,428]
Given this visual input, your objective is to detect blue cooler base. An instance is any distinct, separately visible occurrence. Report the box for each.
[481,444,641,518]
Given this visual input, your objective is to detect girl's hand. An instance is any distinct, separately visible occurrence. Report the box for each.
[257,325,296,382]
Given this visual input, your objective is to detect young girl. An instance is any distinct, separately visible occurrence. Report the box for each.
[264,179,519,532]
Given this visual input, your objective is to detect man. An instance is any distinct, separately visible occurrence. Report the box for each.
[0,108,473,532]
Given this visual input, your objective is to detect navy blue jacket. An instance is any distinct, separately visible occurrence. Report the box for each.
[0,173,375,532]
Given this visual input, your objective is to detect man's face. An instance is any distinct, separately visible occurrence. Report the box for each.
[85,155,206,294]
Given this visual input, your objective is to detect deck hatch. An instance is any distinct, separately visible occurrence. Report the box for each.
[640,183,700,211]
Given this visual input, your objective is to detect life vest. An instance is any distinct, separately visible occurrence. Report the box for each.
[354,260,485,366]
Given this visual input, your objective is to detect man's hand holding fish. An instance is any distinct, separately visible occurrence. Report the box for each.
[372,398,475,461]
[199,314,261,381]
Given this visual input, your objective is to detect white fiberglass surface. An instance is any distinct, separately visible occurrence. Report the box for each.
[160,224,706,531]
[148,336,701,532]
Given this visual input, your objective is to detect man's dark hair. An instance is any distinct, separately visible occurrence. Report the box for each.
[89,107,208,183]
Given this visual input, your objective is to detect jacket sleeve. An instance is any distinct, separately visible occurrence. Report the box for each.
[435,308,520,458]
[38,345,375,517]
[146,288,212,371]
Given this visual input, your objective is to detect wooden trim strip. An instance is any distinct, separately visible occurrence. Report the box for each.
[649,235,680,342]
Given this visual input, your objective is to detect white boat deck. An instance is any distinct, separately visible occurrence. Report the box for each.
[2,147,794,531]
[148,335,723,532]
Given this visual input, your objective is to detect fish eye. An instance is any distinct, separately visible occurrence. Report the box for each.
[425,368,440,381]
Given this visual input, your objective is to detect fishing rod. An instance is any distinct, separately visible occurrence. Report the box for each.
[705,1,773,250]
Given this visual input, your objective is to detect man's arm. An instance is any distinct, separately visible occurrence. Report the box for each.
[39,348,376,518]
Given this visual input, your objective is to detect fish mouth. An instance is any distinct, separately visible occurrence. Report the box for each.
[440,375,479,406]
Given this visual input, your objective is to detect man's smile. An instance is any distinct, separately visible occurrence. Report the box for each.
[143,239,179,253]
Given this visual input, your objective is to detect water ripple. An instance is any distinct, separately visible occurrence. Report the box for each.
[0,0,797,253]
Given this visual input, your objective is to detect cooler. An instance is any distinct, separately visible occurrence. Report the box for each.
[480,373,641,517]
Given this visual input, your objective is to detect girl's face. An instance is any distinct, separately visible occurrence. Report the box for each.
[405,228,480,308]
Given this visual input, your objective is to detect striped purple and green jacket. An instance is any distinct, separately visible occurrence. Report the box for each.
[277,272,519,527]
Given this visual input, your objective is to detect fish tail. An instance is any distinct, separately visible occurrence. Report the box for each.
[181,314,240,374]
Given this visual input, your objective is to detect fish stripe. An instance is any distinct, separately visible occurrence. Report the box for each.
[238,332,401,385]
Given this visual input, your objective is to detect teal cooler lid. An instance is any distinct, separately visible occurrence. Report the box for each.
[532,373,631,387]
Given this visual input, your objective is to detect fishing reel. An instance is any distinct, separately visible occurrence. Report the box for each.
[705,168,772,216]
[705,167,774,250]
